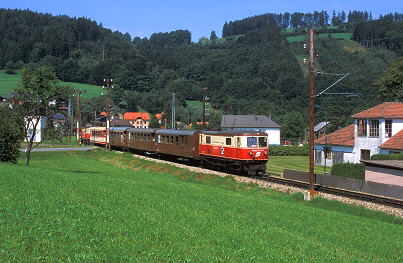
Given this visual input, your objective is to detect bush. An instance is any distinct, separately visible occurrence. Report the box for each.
[331,162,365,180]
[269,144,309,156]
[370,154,403,160]
[0,106,24,164]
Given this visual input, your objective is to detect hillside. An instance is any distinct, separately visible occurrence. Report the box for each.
[1,8,403,137]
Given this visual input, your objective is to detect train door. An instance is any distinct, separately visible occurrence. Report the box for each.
[236,136,241,159]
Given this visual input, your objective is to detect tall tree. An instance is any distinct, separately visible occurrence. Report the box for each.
[375,56,403,101]
[13,66,72,165]
[210,30,218,40]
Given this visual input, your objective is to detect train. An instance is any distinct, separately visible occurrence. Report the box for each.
[81,126,269,175]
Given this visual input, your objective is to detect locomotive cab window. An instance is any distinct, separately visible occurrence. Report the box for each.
[247,137,258,147]
[258,137,267,147]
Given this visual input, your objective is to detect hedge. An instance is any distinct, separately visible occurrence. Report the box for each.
[269,144,309,156]
[331,162,365,180]
[370,154,403,160]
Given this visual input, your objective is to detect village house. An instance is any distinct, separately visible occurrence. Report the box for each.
[123,112,150,128]
[314,102,403,167]
[220,115,281,146]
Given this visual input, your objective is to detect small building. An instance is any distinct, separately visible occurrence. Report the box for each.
[26,116,47,142]
[220,115,281,146]
[123,112,150,128]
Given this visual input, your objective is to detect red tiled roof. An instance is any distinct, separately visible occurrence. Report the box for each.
[379,129,403,150]
[156,113,163,120]
[123,112,150,121]
[314,124,355,146]
[351,102,403,119]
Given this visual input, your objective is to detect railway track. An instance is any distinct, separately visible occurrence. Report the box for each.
[255,174,403,209]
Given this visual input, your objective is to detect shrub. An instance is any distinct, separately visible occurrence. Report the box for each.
[0,106,24,163]
[370,154,403,160]
[331,162,365,180]
[269,144,309,156]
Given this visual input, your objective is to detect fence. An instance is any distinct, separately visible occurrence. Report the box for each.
[282,169,403,200]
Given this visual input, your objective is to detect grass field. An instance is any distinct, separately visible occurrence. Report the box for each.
[1,150,402,262]
[0,70,102,99]
[286,32,352,43]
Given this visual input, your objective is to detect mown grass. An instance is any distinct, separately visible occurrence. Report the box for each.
[267,155,329,175]
[286,32,352,43]
[1,150,403,262]
[0,70,102,99]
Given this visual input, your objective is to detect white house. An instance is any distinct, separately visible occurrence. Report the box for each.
[26,116,47,143]
[221,115,281,146]
[314,102,403,166]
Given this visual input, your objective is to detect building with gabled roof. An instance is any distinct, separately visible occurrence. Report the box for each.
[314,102,403,167]
[221,115,281,145]
[123,112,150,128]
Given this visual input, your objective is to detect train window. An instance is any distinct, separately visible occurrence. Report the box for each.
[237,137,241,147]
[183,137,188,146]
[247,137,258,147]
[206,136,211,144]
[226,138,231,146]
[259,137,267,147]
[170,136,174,144]
[175,136,179,145]
[158,135,161,143]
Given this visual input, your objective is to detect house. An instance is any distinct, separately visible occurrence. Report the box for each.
[123,112,150,128]
[220,115,281,146]
[314,102,403,166]
[26,116,47,142]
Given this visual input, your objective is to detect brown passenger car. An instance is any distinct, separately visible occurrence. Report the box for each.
[155,129,200,159]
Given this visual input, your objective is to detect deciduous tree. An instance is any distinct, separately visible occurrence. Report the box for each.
[13,66,72,165]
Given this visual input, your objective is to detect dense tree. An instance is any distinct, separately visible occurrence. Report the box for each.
[375,56,403,101]
[210,31,218,40]
[0,105,24,163]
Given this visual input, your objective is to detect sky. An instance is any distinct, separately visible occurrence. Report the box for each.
[2,0,402,42]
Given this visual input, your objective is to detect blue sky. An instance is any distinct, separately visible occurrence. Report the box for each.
[3,0,402,41]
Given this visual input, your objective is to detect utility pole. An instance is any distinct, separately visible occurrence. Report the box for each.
[104,79,112,151]
[307,29,319,199]
[74,89,84,144]
[172,92,175,129]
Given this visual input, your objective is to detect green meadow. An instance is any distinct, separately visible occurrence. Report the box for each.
[0,70,102,99]
[1,150,402,262]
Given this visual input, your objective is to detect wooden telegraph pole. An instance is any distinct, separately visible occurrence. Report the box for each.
[307,29,319,199]
[104,79,112,151]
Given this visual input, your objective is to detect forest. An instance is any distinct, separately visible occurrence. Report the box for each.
[1,8,403,142]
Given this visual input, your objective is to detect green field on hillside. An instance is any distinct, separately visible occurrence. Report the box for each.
[1,150,402,262]
[287,32,352,43]
[0,70,102,99]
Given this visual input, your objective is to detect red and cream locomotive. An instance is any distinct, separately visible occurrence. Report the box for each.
[82,127,269,175]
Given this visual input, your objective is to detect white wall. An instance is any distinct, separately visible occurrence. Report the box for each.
[26,116,46,142]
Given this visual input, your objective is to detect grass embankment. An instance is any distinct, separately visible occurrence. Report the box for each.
[1,150,402,262]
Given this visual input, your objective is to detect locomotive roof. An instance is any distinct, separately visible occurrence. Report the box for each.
[202,130,268,136]
[155,129,200,136]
